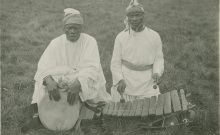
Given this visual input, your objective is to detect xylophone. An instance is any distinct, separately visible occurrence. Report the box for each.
[102,89,191,117]
[79,89,196,129]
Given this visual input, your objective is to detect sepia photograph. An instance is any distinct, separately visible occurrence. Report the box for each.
[1,0,219,134]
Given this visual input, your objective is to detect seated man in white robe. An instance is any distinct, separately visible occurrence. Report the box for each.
[21,8,111,133]
[110,0,164,102]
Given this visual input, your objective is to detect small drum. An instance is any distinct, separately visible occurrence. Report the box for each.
[38,89,80,131]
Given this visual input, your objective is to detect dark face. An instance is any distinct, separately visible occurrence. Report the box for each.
[127,12,144,29]
[64,24,82,42]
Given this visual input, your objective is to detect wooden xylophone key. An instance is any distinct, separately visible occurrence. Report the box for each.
[103,103,110,116]
[141,98,150,117]
[135,99,144,117]
[122,101,132,117]
[112,102,121,117]
[128,100,138,117]
[106,102,115,116]
[180,89,188,111]
[171,90,182,112]
[117,102,125,117]
[149,96,157,115]
[156,94,164,115]
[164,92,172,114]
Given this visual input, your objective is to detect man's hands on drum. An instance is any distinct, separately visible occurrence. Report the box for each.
[45,76,61,102]
[117,79,126,94]
[45,76,81,105]
[67,79,81,106]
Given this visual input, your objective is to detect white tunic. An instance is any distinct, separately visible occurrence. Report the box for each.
[110,27,164,102]
[32,33,112,104]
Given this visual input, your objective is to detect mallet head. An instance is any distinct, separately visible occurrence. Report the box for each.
[120,98,125,103]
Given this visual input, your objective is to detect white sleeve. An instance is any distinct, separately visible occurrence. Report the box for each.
[153,34,164,76]
[110,35,123,86]
[77,38,101,101]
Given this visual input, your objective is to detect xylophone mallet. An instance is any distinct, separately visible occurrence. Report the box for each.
[120,93,125,103]
[153,81,157,89]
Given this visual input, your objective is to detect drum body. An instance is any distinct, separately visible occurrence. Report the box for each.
[38,90,80,131]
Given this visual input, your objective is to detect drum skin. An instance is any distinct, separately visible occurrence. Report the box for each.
[38,90,80,131]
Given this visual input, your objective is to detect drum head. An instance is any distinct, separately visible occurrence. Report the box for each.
[38,90,80,131]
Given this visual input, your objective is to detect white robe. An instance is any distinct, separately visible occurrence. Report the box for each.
[110,27,164,102]
[32,33,112,105]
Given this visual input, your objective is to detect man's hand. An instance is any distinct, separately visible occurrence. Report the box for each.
[152,73,160,84]
[45,76,61,102]
[117,79,126,94]
[67,79,81,106]
[58,82,68,90]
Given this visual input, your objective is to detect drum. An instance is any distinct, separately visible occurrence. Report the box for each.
[38,89,80,131]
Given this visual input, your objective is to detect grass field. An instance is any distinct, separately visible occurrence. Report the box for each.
[1,0,219,134]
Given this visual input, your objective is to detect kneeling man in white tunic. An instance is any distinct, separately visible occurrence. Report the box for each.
[21,8,111,133]
[110,0,164,102]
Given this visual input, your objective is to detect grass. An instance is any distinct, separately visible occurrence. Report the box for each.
[1,0,219,134]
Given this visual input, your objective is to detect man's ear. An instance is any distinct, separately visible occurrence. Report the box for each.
[62,25,65,31]
[81,26,84,32]
[142,13,145,18]
[142,14,145,22]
